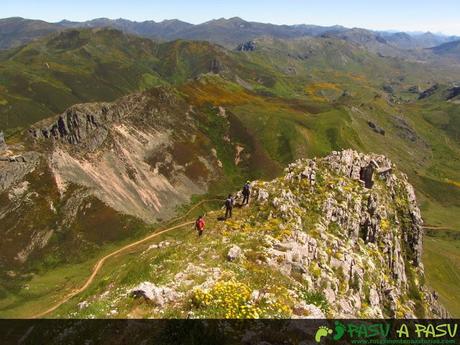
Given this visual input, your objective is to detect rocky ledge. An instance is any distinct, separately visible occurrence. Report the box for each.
[28,87,180,152]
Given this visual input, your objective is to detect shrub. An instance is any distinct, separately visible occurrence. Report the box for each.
[190,280,292,318]
[191,279,260,318]
[297,288,330,314]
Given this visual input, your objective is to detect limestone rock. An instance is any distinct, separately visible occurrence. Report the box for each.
[256,188,269,202]
[367,121,385,135]
[77,301,89,310]
[250,290,260,302]
[0,131,6,151]
[250,149,446,318]
[0,151,40,192]
[129,282,180,306]
[227,245,242,261]
[292,301,325,318]
[369,288,380,307]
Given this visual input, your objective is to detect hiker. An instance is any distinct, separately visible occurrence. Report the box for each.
[224,194,234,219]
[195,215,205,236]
[242,181,251,205]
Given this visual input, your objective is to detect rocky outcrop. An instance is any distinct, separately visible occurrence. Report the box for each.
[29,87,180,151]
[391,115,429,147]
[237,41,256,52]
[24,87,222,223]
[249,149,447,318]
[129,282,182,306]
[324,150,424,267]
[0,152,40,192]
[29,104,113,151]
[227,245,242,261]
[56,150,447,319]
[418,84,439,99]
[445,86,460,100]
[323,149,392,187]
[408,85,421,94]
[210,58,224,74]
[0,131,6,152]
[292,301,325,318]
[367,121,385,135]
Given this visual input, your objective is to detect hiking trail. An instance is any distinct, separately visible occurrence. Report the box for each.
[29,198,222,318]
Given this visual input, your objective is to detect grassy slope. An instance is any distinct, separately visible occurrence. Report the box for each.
[0,197,222,318]
[0,29,239,133]
[50,206,296,319]
[424,237,460,317]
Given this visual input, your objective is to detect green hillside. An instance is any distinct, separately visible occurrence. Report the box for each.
[0,28,241,132]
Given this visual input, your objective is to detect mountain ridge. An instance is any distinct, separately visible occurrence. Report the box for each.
[1,16,459,51]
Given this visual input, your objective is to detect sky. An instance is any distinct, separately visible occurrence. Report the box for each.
[2,0,460,35]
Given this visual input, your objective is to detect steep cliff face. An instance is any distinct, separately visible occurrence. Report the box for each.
[29,87,222,222]
[56,150,446,319]
[0,87,225,271]
[250,150,446,318]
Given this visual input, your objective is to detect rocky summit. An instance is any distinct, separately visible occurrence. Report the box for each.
[60,150,447,319]
[248,149,446,318]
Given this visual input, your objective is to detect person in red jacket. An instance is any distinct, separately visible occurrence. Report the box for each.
[195,215,205,236]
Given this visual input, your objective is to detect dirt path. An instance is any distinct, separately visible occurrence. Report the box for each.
[30,198,222,319]
[423,225,456,230]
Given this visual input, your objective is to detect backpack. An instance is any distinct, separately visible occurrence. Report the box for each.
[243,184,250,195]
[196,218,205,230]
[225,198,233,208]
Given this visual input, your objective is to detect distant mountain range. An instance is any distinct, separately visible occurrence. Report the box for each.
[1,16,459,53]
[0,17,59,49]
[430,39,460,57]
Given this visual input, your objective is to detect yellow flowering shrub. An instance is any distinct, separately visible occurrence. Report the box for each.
[380,218,390,231]
[191,280,260,318]
[190,280,292,318]
[258,286,293,317]
[274,227,292,240]
[310,262,321,278]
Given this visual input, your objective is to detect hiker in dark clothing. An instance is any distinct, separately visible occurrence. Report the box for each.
[242,181,251,205]
[224,194,234,219]
[195,215,205,236]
